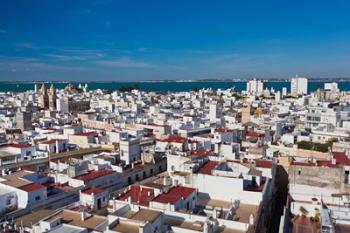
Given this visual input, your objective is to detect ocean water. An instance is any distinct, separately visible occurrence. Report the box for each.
[0,81,349,93]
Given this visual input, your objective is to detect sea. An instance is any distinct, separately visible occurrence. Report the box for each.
[0,81,350,93]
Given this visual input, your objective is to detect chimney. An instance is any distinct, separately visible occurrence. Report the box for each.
[331,156,336,165]
[113,197,116,212]
[203,221,209,233]
[212,208,217,218]
[249,214,254,225]
[55,140,60,153]
[214,143,219,154]
[80,211,86,221]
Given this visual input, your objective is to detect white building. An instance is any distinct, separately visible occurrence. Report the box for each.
[79,187,108,210]
[282,87,287,96]
[324,82,338,91]
[0,144,36,166]
[37,139,68,154]
[246,79,264,96]
[0,188,17,214]
[209,102,220,123]
[291,76,308,95]
[305,106,340,129]
[119,134,141,165]
[0,170,48,209]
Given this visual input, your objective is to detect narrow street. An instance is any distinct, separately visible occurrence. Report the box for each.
[269,165,289,233]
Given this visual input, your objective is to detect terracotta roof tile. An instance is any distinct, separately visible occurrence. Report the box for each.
[75,170,115,182]
[82,187,105,195]
[19,183,46,192]
[152,186,195,204]
[198,160,219,175]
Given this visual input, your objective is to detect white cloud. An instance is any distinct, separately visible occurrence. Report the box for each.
[95,56,156,68]
[0,56,83,72]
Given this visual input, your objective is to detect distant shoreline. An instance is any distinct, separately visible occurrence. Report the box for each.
[1,78,350,84]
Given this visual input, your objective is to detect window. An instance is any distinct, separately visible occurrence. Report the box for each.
[35,196,41,201]
[103,197,106,202]
[298,169,301,175]
[345,170,349,183]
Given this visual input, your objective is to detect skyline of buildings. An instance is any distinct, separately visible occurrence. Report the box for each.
[1,1,350,232]
[0,77,349,233]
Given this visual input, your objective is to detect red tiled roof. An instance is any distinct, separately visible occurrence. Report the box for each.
[160,136,186,143]
[144,132,154,137]
[316,160,339,168]
[19,183,45,192]
[50,182,73,192]
[117,185,154,206]
[255,160,273,168]
[290,162,315,167]
[20,166,37,172]
[246,131,265,138]
[198,160,219,175]
[0,143,32,148]
[191,149,212,157]
[78,132,98,137]
[152,186,195,204]
[82,187,105,195]
[40,139,57,145]
[187,139,198,144]
[333,151,350,166]
[75,169,115,182]
[215,128,233,133]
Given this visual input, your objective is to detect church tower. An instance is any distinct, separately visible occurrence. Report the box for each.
[49,83,57,110]
[39,83,49,109]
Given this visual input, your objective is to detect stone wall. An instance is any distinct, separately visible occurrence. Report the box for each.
[288,165,344,189]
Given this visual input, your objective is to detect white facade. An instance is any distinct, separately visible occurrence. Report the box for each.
[246,79,264,95]
[80,189,108,210]
[38,139,68,153]
[0,183,47,209]
[0,144,36,163]
[119,136,141,165]
[0,188,17,214]
[324,82,338,91]
[291,77,308,95]
[209,102,219,123]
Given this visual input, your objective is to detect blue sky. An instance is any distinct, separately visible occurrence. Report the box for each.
[1,0,350,81]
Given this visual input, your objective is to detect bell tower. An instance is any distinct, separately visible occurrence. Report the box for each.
[39,83,49,109]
